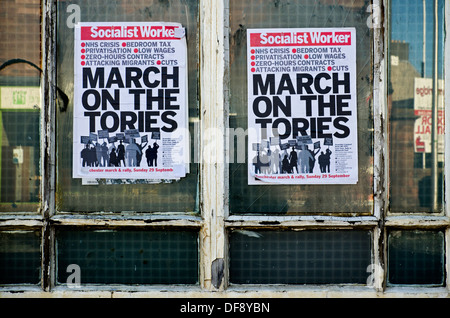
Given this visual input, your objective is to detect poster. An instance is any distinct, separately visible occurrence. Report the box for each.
[413,77,444,160]
[247,28,358,185]
[73,22,189,179]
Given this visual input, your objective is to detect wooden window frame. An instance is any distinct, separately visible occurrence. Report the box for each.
[0,0,449,298]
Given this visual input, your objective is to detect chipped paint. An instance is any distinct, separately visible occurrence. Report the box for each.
[1,0,450,298]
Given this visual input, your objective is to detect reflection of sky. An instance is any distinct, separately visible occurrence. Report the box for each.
[391,0,444,78]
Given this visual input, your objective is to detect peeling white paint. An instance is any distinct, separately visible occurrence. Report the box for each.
[1,0,450,298]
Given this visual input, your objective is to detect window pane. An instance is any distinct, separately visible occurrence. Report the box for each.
[56,0,199,213]
[229,230,372,284]
[229,0,373,214]
[0,231,41,285]
[388,230,444,285]
[57,230,198,285]
[389,0,445,212]
[0,0,41,212]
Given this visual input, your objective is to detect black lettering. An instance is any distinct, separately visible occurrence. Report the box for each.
[253,96,272,117]
[255,118,272,139]
[162,67,179,88]
[332,72,350,94]
[300,95,317,116]
[144,111,160,132]
[253,74,275,95]
[120,111,137,131]
[336,94,352,115]
[143,67,160,88]
[161,111,178,132]
[126,67,143,88]
[314,72,332,94]
[296,73,314,94]
[146,89,164,110]
[164,89,180,110]
[101,89,119,110]
[138,111,144,132]
[84,111,100,132]
[105,67,124,88]
[317,117,332,139]
[129,89,146,110]
[83,67,104,88]
[333,117,350,138]
[273,96,291,117]
[273,118,291,139]
[310,117,317,138]
[100,111,119,132]
[318,95,336,116]
[292,118,309,138]
[276,74,295,95]
[82,89,101,111]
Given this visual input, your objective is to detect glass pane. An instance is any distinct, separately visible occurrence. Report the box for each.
[229,0,373,214]
[389,0,445,213]
[0,231,41,285]
[0,0,41,212]
[56,0,199,213]
[229,230,372,284]
[57,230,198,285]
[388,230,444,285]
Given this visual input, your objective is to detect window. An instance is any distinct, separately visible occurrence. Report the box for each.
[0,0,449,299]
[388,0,445,213]
[228,0,374,215]
[0,0,41,213]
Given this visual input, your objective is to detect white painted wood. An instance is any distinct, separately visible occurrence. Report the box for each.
[1,0,449,298]
[445,1,450,292]
[199,0,227,290]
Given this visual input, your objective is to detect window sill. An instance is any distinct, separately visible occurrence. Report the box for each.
[0,285,448,298]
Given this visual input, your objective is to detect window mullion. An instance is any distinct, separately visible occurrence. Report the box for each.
[372,0,388,292]
[41,0,57,292]
[199,0,228,291]
[445,0,450,291]
[445,0,450,219]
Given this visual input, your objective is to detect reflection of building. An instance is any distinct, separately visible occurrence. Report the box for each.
[0,0,41,78]
[389,40,443,212]
[0,0,41,211]
[0,88,40,208]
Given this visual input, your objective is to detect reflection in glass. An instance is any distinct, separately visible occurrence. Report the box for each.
[57,230,198,285]
[0,0,41,212]
[230,230,372,284]
[389,0,445,213]
[388,230,444,285]
[229,0,373,214]
[0,231,41,284]
[56,0,199,213]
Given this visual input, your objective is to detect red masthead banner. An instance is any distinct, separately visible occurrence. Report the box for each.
[250,31,352,47]
[247,27,358,185]
[73,22,189,180]
[80,25,181,41]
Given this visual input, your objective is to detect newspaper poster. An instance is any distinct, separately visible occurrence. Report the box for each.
[413,77,444,161]
[247,28,358,185]
[73,22,189,179]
